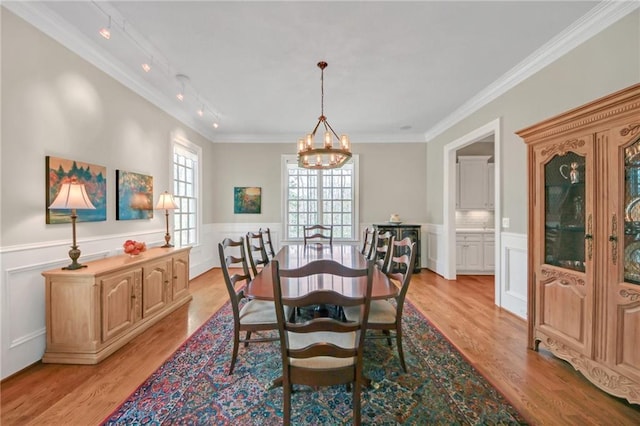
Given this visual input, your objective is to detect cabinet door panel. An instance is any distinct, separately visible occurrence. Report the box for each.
[533,133,595,357]
[142,259,171,318]
[172,251,190,300]
[101,270,138,342]
[606,127,640,381]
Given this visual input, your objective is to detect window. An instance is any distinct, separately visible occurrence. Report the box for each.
[283,155,358,241]
[172,137,201,247]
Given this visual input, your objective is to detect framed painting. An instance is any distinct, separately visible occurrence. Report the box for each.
[116,170,154,220]
[234,187,261,214]
[46,156,107,224]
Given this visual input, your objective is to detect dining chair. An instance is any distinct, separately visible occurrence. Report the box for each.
[260,227,276,260]
[303,224,333,246]
[361,226,376,260]
[218,237,287,375]
[245,231,269,278]
[344,237,416,372]
[373,230,394,272]
[270,259,374,426]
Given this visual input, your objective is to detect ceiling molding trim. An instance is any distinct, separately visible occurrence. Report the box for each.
[424,0,640,143]
[214,132,427,144]
[3,1,218,143]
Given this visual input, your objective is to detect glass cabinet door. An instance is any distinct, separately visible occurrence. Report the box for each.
[624,137,640,285]
[544,152,586,272]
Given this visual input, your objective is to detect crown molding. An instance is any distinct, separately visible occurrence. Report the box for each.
[213,132,428,144]
[424,0,640,142]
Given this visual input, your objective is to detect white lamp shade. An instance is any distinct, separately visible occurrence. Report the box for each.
[156,192,179,210]
[48,182,96,210]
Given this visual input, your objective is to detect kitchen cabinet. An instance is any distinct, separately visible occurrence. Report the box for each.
[457,155,493,210]
[456,231,494,274]
[42,246,191,364]
[517,83,640,403]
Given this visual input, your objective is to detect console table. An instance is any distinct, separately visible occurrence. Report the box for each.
[41,246,191,364]
[373,223,421,273]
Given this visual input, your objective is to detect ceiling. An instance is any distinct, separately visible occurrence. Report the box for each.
[7,1,626,144]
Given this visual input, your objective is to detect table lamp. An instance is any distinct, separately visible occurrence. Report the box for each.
[156,191,179,247]
[48,178,96,270]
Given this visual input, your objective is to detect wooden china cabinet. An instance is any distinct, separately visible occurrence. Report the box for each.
[517,83,640,404]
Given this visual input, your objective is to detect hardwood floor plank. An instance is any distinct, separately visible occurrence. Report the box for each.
[1,268,639,425]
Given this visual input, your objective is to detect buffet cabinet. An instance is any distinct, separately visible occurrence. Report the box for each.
[373,223,421,273]
[517,83,640,404]
[41,246,191,364]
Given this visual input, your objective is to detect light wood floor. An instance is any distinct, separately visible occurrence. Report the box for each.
[2,269,639,425]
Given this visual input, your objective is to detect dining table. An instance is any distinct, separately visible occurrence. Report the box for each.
[245,243,398,301]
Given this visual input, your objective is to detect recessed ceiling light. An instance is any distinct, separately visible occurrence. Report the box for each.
[99,16,111,40]
[141,63,151,72]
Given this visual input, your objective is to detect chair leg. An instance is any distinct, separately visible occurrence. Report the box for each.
[383,329,392,347]
[229,328,240,375]
[283,383,292,426]
[353,380,361,426]
[396,325,407,372]
[244,331,251,347]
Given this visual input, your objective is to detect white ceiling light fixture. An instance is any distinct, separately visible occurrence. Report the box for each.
[197,104,205,117]
[297,61,351,170]
[141,62,151,73]
[176,74,189,102]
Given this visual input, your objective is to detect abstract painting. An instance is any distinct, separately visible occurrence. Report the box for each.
[234,187,261,214]
[116,170,154,220]
[46,156,107,224]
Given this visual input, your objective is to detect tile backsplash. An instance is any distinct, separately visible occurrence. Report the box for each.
[456,210,495,229]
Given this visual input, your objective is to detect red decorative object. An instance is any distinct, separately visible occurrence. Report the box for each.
[123,240,146,256]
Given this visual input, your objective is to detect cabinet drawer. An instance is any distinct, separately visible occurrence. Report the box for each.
[456,233,483,242]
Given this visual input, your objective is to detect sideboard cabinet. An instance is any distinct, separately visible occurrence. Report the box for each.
[373,224,421,273]
[517,83,640,404]
[42,246,191,364]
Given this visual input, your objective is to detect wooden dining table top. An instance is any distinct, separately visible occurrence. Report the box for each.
[245,244,398,301]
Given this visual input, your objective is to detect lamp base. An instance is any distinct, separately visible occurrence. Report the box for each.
[63,262,88,270]
[62,245,87,270]
[160,243,174,248]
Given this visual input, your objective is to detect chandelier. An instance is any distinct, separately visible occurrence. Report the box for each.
[297,61,352,169]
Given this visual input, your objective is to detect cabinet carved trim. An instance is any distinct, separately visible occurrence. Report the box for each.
[541,138,585,157]
[42,246,191,364]
[540,337,640,404]
[540,267,585,286]
[621,123,640,137]
[620,288,640,302]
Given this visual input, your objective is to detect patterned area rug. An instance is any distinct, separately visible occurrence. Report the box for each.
[103,300,527,425]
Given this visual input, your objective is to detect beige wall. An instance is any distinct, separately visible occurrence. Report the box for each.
[426,10,640,232]
[209,142,427,225]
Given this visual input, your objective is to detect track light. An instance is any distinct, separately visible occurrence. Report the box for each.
[99,16,111,40]
[176,74,189,102]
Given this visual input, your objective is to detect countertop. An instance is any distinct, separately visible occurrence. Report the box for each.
[456,228,495,233]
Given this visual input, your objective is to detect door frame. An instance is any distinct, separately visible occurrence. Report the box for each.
[443,118,502,305]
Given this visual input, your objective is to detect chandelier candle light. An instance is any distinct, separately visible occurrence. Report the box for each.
[48,178,97,270]
[156,191,179,247]
[297,61,352,169]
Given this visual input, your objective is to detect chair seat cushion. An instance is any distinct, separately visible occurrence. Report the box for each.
[287,331,356,369]
[343,300,396,325]
[239,299,291,324]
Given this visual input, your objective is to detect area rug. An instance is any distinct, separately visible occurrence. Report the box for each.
[103,300,527,425]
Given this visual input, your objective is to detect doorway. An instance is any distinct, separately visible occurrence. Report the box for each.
[443,118,502,307]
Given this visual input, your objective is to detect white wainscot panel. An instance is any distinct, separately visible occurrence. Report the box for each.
[500,232,528,319]
[425,224,444,276]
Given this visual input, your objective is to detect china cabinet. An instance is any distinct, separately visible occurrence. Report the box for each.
[517,83,640,404]
[42,246,191,364]
[373,223,421,273]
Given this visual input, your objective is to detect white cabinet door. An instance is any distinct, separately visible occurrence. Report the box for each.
[456,233,483,271]
[483,241,495,270]
[458,156,491,209]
